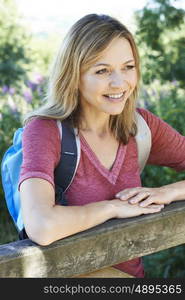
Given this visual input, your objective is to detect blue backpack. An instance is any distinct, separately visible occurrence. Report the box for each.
[1,119,80,239]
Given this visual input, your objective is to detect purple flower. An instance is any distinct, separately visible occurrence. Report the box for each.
[0,112,2,121]
[2,86,16,95]
[144,100,151,109]
[27,81,38,92]
[23,89,33,103]
[9,87,15,95]
[2,85,9,94]
[37,86,44,96]
[33,73,43,84]
[172,80,178,87]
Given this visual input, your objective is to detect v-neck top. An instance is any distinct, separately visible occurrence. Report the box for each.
[79,132,127,184]
[18,107,185,278]
[65,134,140,206]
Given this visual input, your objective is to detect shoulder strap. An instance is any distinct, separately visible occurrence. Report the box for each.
[54,119,80,205]
[135,111,152,173]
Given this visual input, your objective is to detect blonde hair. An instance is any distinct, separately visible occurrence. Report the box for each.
[24,14,140,144]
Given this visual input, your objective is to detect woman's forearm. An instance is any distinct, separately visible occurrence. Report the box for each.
[31,200,116,245]
[30,198,164,246]
[164,180,185,202]
[21,178,164,246]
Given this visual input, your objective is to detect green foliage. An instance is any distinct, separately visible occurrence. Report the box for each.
[143,245,185,278]
[0,98,21,243]
[0,74,47,244]
[135,0,185,87]
[139,80,185,187]
[138,80,185,277]
[0,0,52,245]
[135,1,185,273]
[0,0,32,88]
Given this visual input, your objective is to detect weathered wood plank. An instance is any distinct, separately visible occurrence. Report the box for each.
[0,200,185,277]
[75,267,134,278]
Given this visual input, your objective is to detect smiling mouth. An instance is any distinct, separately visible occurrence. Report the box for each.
[103,92,126,102]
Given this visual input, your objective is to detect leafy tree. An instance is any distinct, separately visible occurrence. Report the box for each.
[0,0,31,88]
[135,0,185,87]
[135,0,185,277]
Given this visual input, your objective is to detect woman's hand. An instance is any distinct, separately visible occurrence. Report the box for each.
[115,185,178,207]
[110,199,164,218]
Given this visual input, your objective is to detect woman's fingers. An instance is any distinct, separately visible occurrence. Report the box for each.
[128,191,150,204]
[113,199,164,219]
[116,187,151,205]
[142,204,164,214]
[116,187,164,207]
[115,187,144,200]
[126,202,164,218]
[138,197,156,207]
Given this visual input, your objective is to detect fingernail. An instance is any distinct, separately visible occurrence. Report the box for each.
[139,202,145,207]
[116,193,120,197]
[130,199,136,204]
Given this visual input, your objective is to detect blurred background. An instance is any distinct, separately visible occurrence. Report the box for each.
[0,0,185,277]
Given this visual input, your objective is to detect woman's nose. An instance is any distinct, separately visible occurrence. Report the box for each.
[109,72,127,88]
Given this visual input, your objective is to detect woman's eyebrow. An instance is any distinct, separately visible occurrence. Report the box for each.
[93,59,135,67]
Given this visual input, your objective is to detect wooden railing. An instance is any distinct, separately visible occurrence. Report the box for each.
[0,200,185,278]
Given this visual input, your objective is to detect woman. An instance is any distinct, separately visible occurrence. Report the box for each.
[19,14,185,278]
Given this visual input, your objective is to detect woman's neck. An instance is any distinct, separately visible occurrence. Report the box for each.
[79,108,110,137]
[80,117,110,137]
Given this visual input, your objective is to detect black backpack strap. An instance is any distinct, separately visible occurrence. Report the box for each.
[54,119,78,206]
[19,119,79,240]
[19,227,28,239]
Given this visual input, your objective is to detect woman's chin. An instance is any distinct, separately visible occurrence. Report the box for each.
[105,105,126,116]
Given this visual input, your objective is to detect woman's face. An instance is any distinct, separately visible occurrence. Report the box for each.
[79,37,137,116]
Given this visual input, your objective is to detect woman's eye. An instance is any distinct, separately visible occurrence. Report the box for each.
[96,68,109,74]
[124,65,135,70]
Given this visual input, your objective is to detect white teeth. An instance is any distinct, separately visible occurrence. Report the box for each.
[106,93,124,99]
